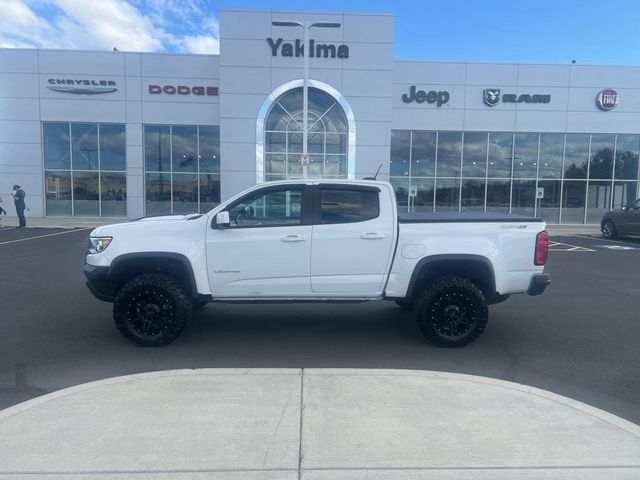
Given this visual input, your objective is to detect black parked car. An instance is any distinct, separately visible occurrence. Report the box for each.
[601,199,640,238]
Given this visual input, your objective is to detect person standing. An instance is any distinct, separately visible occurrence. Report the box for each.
[11,184,26,228]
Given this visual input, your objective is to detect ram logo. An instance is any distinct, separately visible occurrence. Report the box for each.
[483,89,501,107]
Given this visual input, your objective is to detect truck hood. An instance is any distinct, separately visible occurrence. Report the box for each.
[132,214,203,222]
[90,213,205,237]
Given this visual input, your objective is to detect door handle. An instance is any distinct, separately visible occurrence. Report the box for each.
[360,232,385,240]
[281,234,305,242]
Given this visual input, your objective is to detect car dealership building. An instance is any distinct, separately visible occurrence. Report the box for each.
[1,9,639,224]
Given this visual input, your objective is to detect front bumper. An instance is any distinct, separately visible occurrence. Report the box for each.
[84,264,116,302]
[528,273,551,296]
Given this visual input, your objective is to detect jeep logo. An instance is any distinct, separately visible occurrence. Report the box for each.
[402,85,450,107]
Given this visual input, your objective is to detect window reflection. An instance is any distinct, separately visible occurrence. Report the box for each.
[561,181,586,223]
[513,133,538,178]
[564,134,589,179]
[461,179,485,211]
[486,179,510,213]
[144,125,221,215]
[537,180,561,224]
[144,125,171,173]
[390,130,410,177]
[488,132,513,178]
[388,130,640,223]
[71,124,99,171]
[411,131,436,177]
[435,178,459,211]
[511,180,536,216]
[436,132,462,177]
[589,134,615,180]
[615,135,639,180]
[43,123,71,169]
[410,178,435,212]
[264,87,348,179]
[462,132,487,178]
[538,133,563,179]
[43,122,126,217]
[100,124,126,171]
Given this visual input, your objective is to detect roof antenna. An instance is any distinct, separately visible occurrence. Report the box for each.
[363,164,382,181]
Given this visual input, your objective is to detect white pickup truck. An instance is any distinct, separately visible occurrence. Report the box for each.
[84,180,550,348]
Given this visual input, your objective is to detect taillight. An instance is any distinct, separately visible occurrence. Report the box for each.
[535,230,549,266]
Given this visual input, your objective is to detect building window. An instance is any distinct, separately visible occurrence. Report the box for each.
[263,87,348,181]
[144,125,220,216]
[389,130,640,224]
[43,122,126,217]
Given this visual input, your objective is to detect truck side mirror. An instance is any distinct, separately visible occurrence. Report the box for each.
[213,211,230,228]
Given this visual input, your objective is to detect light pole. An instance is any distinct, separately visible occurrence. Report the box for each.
[272,20,341,178]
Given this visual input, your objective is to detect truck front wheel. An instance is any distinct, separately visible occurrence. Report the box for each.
[113,273,192,347]
[414,275,488,347]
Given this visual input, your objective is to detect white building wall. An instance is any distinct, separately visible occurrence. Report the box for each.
[0,48,219,219]
[219,10,394,199]
[392,61,640,135]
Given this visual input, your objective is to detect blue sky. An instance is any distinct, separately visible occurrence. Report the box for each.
[2,0,639,65]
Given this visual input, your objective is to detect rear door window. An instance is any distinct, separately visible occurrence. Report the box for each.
[319,188,379,224]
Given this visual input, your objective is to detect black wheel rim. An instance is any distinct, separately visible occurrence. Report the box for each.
[431,290,477,338]
[127,288,175,337]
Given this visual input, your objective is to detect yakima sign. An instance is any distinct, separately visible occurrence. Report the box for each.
[148,85,219,96]
[483,88,550,106]
[267,38,349,58]
[402,85,450,106]
[47,78,117,95]
[596,89,619,110]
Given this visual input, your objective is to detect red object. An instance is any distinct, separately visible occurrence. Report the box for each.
[535,230,549,265]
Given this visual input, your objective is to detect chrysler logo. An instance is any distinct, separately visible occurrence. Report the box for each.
[47,79,117,95]
[596,89,619,110]
[483,89,501,106]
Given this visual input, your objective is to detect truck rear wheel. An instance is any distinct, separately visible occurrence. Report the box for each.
[414,275,488,347]
[113,273,192,347]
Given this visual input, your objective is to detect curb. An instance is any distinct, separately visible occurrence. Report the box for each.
[1,368,638,438]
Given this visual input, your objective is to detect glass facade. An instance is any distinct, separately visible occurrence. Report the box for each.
[390,130,640,224]
[144,125,220,215]
[43,122,126,217]
[264,87,348,181]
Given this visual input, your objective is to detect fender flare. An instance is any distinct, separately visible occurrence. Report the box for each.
[108,252,198,297]
[405,254,496,298]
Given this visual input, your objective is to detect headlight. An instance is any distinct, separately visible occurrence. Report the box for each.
[87,237,112,254]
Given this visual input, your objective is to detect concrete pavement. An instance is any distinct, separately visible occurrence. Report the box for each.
[0,369,638,479]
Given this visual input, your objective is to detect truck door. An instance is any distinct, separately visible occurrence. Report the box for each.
[206,184,312,296]
[310,184,396,295]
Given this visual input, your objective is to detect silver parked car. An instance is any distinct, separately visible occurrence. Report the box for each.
[601,199,640,238]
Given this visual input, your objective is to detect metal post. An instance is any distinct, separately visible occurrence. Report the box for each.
[302,22,310,178]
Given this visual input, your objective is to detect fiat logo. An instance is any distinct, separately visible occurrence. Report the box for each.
[597,89,619,110]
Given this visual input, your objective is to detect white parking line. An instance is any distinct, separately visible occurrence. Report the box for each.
[0,228,91,245]
[574,234,640,247]
[548,241,595,252]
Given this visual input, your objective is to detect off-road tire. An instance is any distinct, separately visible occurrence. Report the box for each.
[113,273,192,347]
[602,220,617,239]
[414,275,488,348]
[394,298,415,311]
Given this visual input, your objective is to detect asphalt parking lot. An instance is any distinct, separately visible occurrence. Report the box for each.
[0,226,639,426]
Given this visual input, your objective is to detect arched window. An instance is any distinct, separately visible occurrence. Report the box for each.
[263,87,349,181]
